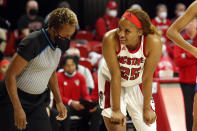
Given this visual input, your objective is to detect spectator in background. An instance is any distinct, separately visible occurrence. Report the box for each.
[0,28,7,60]
[130,4,142,10]
[153,43,175,78]
[18,0,44,37]
[171,3,186,23]
[171,3,186,36]
[64,48,95,93]
[44,1,71,24]
[173,18,197,131]
[44,1,79,39]
[152,4,173,59]
[57,55,100,131]
[94,1,119,41]
[0,59,10,104]
[57,0,70,8]
[88,51,102,67]
[0,17,11,59]
[0,59,10,81]
[152,4,171,43]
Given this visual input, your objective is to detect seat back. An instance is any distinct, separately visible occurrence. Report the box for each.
[79,57,92,72]
[75,30,94,41]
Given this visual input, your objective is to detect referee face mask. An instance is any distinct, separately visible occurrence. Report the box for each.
[54,35,70,52]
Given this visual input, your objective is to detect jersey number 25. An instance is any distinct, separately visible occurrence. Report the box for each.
[120,66,141,80]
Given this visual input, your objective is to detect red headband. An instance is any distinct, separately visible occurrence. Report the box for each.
[0,59,9,68]
[122,12,142,29]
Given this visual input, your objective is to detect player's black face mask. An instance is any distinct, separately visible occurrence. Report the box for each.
[54,36,70,52]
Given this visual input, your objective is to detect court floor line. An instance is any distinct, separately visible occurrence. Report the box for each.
[161,87,186,131]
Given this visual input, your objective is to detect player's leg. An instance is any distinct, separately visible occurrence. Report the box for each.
[98,69,127,131]
[126,84,156,131]
[127,110,156,131]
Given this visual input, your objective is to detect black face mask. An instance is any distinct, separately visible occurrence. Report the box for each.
[29,9,38,16]
[55,36,70,52]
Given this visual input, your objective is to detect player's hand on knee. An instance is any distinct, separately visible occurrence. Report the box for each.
[56,102,67,121]
[14,108,27,130]
[143,108,156,125]
[110,110,126,126]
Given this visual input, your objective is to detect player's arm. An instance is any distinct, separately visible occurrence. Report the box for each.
[167,1,197,57]
[142,35,162,110]
[102,30,121,112]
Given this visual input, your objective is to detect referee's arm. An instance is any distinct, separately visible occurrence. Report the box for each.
[48,70,67,120]
[48,70,63,104]
[5,53,28,130]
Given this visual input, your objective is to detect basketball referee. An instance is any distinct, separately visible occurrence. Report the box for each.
[0,8,78,131]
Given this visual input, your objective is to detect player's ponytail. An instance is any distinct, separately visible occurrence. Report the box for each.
[149,24,160,36]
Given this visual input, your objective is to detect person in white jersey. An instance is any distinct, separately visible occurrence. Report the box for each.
[98,9,162,131]
[167,1,197,130]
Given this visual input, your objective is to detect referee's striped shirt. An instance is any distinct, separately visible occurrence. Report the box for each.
[16,29,61,94]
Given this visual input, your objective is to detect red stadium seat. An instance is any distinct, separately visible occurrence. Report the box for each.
[92,71,98,82]
[79,57,92,72]
[86,41,102,54]
[70,41,78,48]
[74,44,90,58]
[4,30,19,57]
[75,30,94,41]
[90,71,98,101]
[86,41,101,49]
[92,43,102,54]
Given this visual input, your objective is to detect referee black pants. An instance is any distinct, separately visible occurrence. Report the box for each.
[180,83,195,131]
[0,87,52,131]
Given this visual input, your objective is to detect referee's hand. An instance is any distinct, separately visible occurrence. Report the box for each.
[56,102,67,120]
[14,108,27,130]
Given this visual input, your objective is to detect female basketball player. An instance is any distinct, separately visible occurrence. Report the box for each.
[98,9,162,131]
[167,1,197,131]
